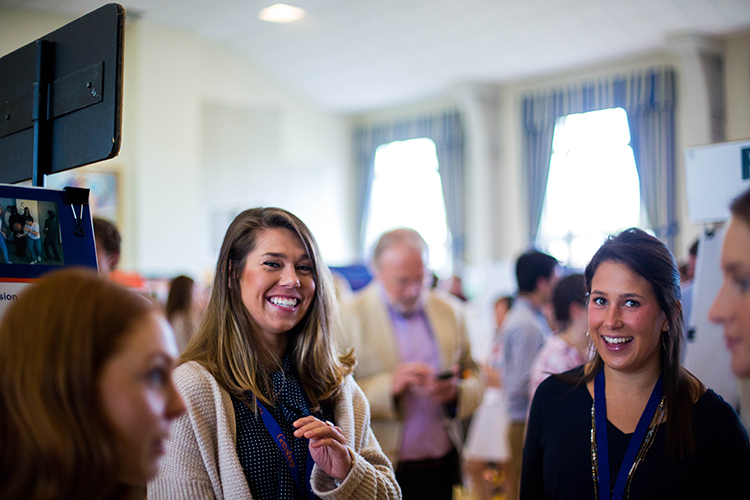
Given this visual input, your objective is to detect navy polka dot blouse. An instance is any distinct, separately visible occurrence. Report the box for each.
[231,355,335,500]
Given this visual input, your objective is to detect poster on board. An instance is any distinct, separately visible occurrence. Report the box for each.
[0,184,97,319]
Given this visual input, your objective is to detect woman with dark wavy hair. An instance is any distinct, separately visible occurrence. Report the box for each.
[521,228,750,500]
[0,268,185,500]
[149,207,399,500]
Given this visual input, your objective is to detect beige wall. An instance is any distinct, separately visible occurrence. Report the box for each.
[0,8,353,277]
[725,31,750,142]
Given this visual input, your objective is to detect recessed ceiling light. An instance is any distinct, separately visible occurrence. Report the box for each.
[258,4,306,24]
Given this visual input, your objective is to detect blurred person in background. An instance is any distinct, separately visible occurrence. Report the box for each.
[501,250,558,500]
[93,217,121,277]
[340,228,483,500]
[528,273,590,400]
[464,295,514,500]
[165,275,207,354]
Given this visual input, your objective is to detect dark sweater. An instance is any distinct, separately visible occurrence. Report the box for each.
[521,366,750,499]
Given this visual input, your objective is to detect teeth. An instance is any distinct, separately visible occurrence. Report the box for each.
[270,297,297,308]
[603,336,633,345]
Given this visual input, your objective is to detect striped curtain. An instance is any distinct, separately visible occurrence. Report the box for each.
[521,67,677,250]
[352,111,465,263]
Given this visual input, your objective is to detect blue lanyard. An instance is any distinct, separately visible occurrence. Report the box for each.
[594,370,663,500]
[255,397,316,500]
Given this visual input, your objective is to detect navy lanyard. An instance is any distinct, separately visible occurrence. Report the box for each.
[255,397,316,500]
[594,370,663,500]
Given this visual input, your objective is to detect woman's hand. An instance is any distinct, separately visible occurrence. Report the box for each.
[293,416,352,482]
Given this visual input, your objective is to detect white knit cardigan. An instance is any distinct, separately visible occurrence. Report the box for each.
[147,361,401,500]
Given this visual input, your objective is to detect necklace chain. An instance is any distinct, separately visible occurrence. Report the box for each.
[590,397,665,500]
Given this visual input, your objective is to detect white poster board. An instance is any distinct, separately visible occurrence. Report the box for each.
[684,226,739,407]
[684,139,750,223]
[0,281,31,320]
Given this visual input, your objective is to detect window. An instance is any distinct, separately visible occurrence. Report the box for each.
[364,138,452,277]
[536,107,643,269]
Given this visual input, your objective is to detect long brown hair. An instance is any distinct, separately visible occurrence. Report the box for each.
[562,228,703,459]
[165,275,195,323]
[181,207,355,409]
[0,268,154,500]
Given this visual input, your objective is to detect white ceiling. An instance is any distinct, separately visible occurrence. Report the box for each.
[3,0,750,113]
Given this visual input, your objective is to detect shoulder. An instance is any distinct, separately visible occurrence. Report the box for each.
[695,389,748,435]
[337,374,366,404]
[173,361,224,407]
[536,366,584,399]
[539,335,565,353]
[428,288,463,309]
[342,283,381,315]
[502,301,535,329]
[425,288,465,320]
[331,376,371,433]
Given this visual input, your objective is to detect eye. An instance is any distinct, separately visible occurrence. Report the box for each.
[624,299,640,308]
[147,368,167,386]
[263,261,281,269]
[592,297,607,306]
[296,263,313,274]
[732,278,750,294]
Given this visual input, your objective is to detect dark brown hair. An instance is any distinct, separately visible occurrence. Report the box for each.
[563,228,702,459]
[93,217,121,256]
[552,273,586,328]
[0,268,154,500]
[182,207,355,409]
[165,275,195,323]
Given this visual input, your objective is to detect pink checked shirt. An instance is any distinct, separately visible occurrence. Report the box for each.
[528,335,588,403]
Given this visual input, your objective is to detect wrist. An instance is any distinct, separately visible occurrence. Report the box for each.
[334,448,354,483]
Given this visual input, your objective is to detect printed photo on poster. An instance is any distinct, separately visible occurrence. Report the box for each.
[46,169,119,224]
[0,197,64,266]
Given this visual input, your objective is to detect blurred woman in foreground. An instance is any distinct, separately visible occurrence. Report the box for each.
[710,187,750,378]
[0,268,185,500]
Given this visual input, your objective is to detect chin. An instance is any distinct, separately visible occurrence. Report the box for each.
[119,459,159,486]
[731,356,750,379]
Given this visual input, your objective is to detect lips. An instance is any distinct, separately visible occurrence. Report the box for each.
[602,335,634,349]
[269,296,298,309]
[153,438,166,456]
[725,334,740,352]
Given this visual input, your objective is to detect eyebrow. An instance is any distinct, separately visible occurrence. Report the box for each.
[590,290,645,299]
[262,252,311,260]
[724,262,750,274]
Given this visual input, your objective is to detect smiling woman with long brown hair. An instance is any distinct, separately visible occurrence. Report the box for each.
[521,228,750,500]
[148,207,399,500]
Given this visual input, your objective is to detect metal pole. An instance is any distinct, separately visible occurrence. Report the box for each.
[32,39,53,187]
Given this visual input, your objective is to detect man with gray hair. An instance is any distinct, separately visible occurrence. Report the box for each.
[340,228,483,499]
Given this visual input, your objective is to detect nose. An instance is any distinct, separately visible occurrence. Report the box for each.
[604,306,622,329]
[404,280,421,298]
[280,267,301,288]
[708,282,729,325]
[166,380,186,420]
